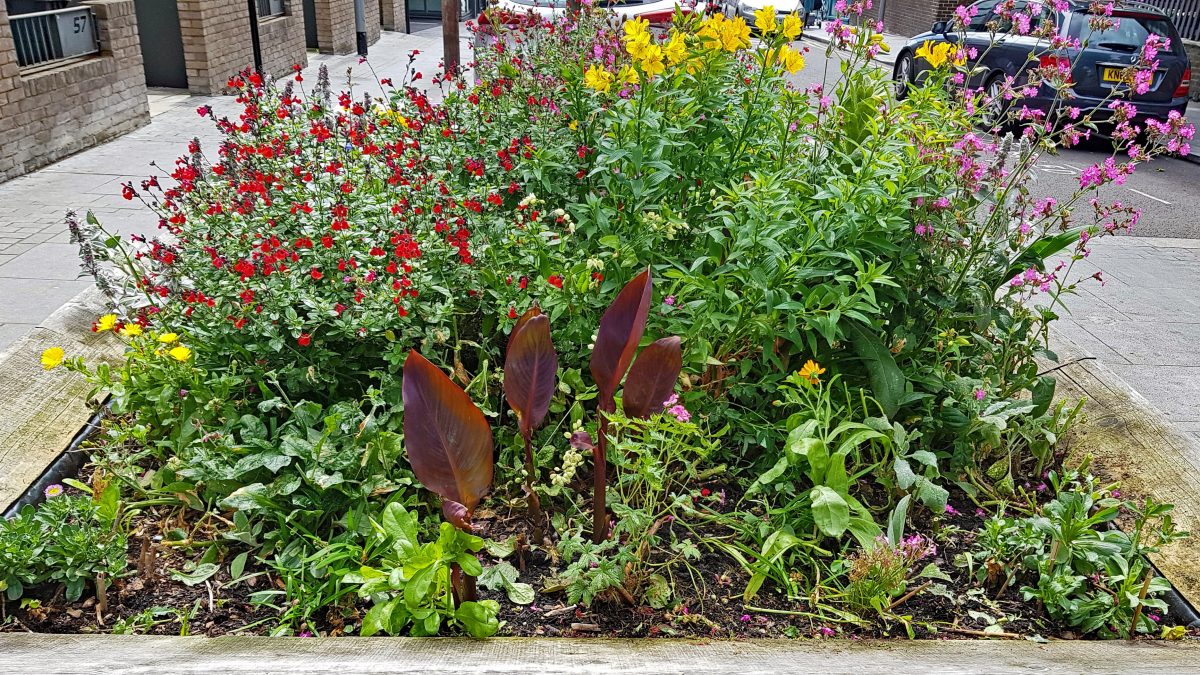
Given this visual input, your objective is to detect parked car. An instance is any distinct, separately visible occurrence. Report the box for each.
[479,0,702,26]
[892,0,1191,127]
[719,0,807,28]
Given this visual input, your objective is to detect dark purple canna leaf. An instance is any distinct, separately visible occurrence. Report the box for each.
[402,349,494,528]
[504,311,557,440]
[622,336,683,420]
[589,268,652,411]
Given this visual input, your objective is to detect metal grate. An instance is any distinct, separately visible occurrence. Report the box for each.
[10,6,100,69]
[256,0,286,18]
[1142,0,1200,42]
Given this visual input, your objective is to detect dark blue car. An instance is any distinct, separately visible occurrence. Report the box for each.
[892,0,1191,127]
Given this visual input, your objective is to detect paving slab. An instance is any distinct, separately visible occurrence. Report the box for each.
[2,634,1200,675]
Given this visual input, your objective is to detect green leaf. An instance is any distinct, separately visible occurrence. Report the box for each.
[810,486,850,538]
[455,600,501,638]
[1031,375,1056,418]
[915,478,950,511]
[361,597,398,637]
[845,322,906,418]
[96,482,120,525]
[170,563,219,587]
[916,562,952,582]
[484,536,516,559]
[379,502,419,557]
[230,552,249,580]
[894,457,918,490]
[219,483,279,511]
[506,582,535,605]
[645,573,672,609]
[62,478,92,495]
[479,562,518,591]
[847,516,882,549]
[887,495,911,547]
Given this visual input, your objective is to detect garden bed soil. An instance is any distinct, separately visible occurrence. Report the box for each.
[3,451,1176,641]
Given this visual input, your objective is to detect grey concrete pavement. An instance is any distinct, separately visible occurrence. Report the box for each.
[1050,236,1200,442]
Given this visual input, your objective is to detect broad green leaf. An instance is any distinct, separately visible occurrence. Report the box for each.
[170,563,219,587]
[455,600,501,638]
[845,322,906,418]
[810,486,850,538]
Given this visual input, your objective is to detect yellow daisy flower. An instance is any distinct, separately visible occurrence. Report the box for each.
[95,314,118,332]
[40,347,65,370]
[157,332,179,344]
[168,345,192,362]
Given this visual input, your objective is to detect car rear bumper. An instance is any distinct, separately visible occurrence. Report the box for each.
[1020,92,1189,123]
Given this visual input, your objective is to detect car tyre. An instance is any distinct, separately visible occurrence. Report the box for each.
[979,73,1011,132]
[893,52,913,100]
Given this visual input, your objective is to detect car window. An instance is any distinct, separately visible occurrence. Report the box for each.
[967,0,1000,31]
[1068,13,1184,55]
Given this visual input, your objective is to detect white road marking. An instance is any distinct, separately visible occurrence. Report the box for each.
[1127,188,1170,205]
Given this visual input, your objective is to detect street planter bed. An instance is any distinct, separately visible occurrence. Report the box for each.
[2,2,1199,659]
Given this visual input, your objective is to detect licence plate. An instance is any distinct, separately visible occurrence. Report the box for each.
[1102,67,1123,83]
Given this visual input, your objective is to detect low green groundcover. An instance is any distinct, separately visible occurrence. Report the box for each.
[3,2,1195,640]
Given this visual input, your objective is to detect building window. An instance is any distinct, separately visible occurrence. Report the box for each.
[256,0,285,18]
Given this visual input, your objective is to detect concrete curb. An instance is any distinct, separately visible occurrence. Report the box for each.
[1046,330,1200,609]
[2,634,1200,674]
[0,285,120,513]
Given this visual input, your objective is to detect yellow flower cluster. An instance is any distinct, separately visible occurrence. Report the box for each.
[753,6,804,39]
[584,63,613,93]
[623,17,666,78]
[915,40,964,68]
[769,44,806,74]
[698,13,751,53]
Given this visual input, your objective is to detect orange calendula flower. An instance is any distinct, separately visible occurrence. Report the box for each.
[799,359,826,385]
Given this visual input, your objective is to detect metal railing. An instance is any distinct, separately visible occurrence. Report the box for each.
[256,0,286,18]
[10,6,100,70]
[1144,0,1200,42]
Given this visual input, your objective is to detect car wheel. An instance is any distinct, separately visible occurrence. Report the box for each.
[893,52,913,100]
[979,74,1010,131]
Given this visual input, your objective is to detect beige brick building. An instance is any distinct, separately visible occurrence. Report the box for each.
[0,0,403,182]
[0,0,150,182]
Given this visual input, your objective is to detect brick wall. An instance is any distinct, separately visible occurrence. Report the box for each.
[0,0,150,183]
[178,0,253,94]
[259,0,310,78]
[177,0,307,94]
[364,0,381,44]
[311,0,384,54]
[380,0,406,31]
[313,0,356,53]
[879,0,967,39]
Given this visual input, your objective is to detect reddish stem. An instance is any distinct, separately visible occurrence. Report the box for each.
[592,411,609,544]
[522,433,544,542]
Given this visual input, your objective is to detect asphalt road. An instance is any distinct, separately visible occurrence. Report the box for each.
[791,37,1200,239]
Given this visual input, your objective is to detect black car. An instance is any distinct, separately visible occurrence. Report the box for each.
[892,0,1191,126]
